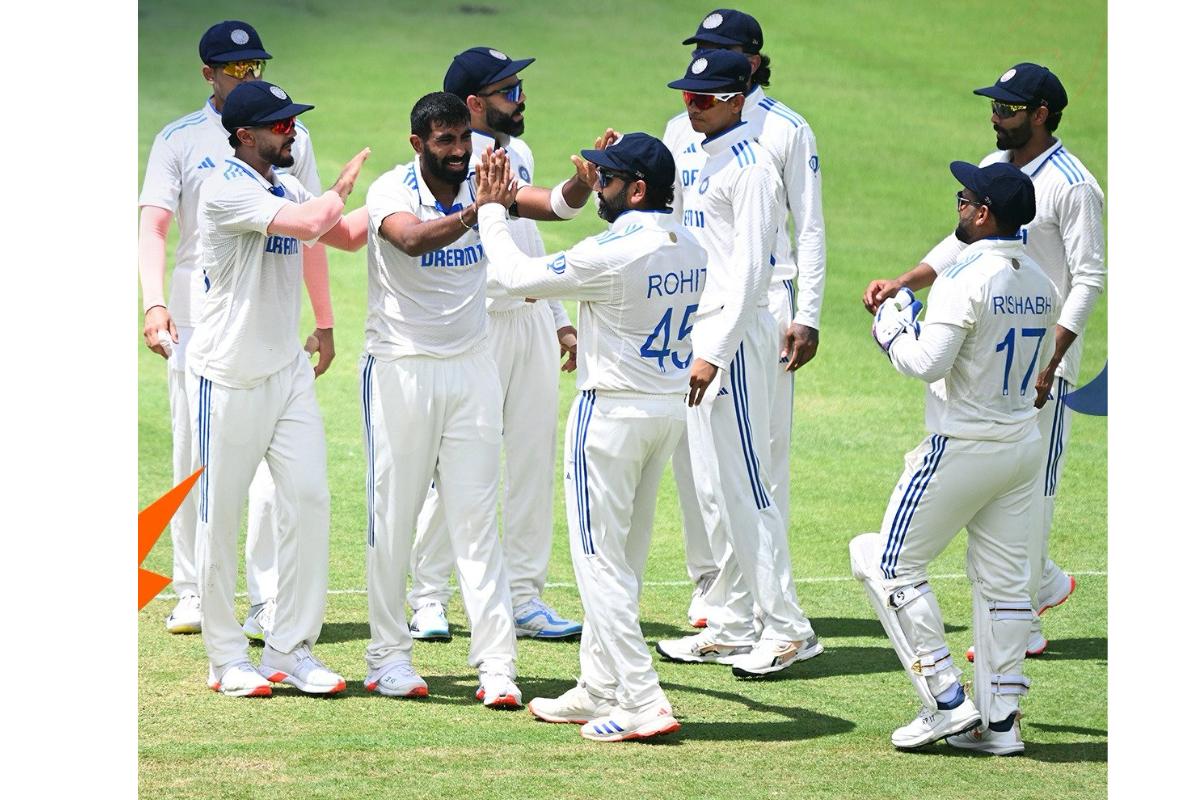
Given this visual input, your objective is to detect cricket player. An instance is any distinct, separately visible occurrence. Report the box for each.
[851,161,1058,755]
[190,80,369,697]
[654,50,821,678]
[139,20,335,639]
[863,63,1104,658]
[475,134,706,741]
[405,47,584,642]
[663,8,826,628]
[360,92,592,707]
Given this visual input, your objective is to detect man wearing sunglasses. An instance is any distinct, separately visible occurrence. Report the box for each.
[853,161,1056,755]
[400,47,589,645]
[472,133,706,742]
[662,8,826,633]
[654,50,822,679]
[862,63,1105,663]
[138,20,336,642]
[190,80,370,697]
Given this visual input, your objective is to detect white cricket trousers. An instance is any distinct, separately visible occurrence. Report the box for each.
[879,433,1042,724]
[169,326,278,604]
[1030,377,1074,636]
[408,301,559,609]
[188,352,330,670]
[362,346,517,676]
[567,391,685,710]
[676,281,797,585]
[688,309,815,644]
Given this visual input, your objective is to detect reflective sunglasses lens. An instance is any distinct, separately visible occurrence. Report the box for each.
[271,117,295,135]
[683,91,716,110]
[223,60,264,79]
[505,81,522,102]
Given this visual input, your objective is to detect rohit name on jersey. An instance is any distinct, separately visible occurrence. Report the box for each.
[647,268,707,298]
[992,294,1054,315]
[264,235,300,255]
[420,243,485,268]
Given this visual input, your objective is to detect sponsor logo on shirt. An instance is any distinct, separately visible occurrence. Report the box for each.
[420,243,485,268]
[681,209,705,228]
[264,235,300,255]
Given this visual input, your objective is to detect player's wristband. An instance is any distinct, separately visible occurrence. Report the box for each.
[550,180,584,220]
[144,304,167,316]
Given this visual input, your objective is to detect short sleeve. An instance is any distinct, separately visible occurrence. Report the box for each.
[367,171,419,233]
[139,134,182,213]
[206,177,289,235]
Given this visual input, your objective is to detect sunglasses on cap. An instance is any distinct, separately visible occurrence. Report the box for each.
[220,59,266,80]
[597,167,639,188]
[478,79,522,103]
[990,99,1041,119]
[682,90,739,111]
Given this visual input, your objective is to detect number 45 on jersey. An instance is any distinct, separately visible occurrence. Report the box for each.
[641,304,699,372]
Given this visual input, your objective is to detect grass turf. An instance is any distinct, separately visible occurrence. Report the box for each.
[138,1,1107,797]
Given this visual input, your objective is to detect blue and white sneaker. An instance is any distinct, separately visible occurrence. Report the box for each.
[514,598,582,639]
[409,602,451,641]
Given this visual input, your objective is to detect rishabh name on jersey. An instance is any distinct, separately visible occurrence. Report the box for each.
[678,121,783,369]
[469,129,543,315]
[138,99,320,328]
[364,156,490,360]
[922,140,1104,386]
[664,85,822,292]
[921,237,1060,443]
[188,159,314,389]
[482,207,708,395]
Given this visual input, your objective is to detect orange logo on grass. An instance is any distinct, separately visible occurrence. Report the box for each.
[138,467,204,609]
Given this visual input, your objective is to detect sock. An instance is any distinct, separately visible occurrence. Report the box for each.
[935,683,965,710]
[989,712,1017,732]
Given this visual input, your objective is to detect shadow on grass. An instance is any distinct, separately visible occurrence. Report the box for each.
[1036,637,1107,662]
[811,616,967,637]
[661,680,854,743]
[918,740,1107,764]
[1026,722,1107,737]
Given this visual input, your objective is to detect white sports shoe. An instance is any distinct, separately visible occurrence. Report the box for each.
[1038,572,1076,614]
[686,571,718,628]
[409,602,451,641]
[947,716,1025,756]
[655,630,752,664]
[529,685,616,724]
[729,636,824,678]
[891,698,982,750]
[476,670,523,708]
[242,598,276,641]
[364,661,428,698]
[580,697,681,743]
[258,644,346,695]
[165,594,202,634]
[513,598,583,639]
[965,629,1049,662]
[207,661,271,697]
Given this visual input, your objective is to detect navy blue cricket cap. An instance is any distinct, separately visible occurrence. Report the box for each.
[581,133,676,189]
[974,63,1068,113]
[682,9,764,54]
[199,20,272,64]
[444,47,534,100]
[221,81,314,134]
[950,161,1036,227]
[667,49,752,93]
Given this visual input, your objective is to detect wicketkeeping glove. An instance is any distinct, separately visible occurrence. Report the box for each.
[871,287,923,353]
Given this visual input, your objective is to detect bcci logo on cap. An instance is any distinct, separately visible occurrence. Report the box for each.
[489,49,508,61]
[1000,68,1017,82]
[691,57,709,75]
[270,85,288,100]
[702,12,723,29]
[231,28,250,45]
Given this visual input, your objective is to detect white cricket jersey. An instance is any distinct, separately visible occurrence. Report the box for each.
[364,157,489,360]
[664,85,826,329]
[921,140,1105,384]
[188,159,314,389]
[675,122,783,370]
[920,237,1060,442]
[138,99,320,327]
[479,205,708,395]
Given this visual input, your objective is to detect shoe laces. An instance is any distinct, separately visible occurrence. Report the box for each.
[418,601,446,616]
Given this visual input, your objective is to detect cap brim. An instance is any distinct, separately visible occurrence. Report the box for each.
[208,48,273,62]
[973,85,1030,104]
[256,102,315,124]
[667,76,742,91]
[682,33,744,46]
[481,56,535,89]
[580,148,632,175]
[949,160,985,194]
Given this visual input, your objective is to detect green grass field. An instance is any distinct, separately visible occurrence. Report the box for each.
[138,2,1107,797]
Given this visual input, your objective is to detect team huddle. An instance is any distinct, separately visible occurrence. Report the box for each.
[138,9,1105,753]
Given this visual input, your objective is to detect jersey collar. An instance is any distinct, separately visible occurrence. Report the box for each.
[413,155,476,213]
[223,157,282,193]
[997,138,1064,177]
[701,119,750,155]
[960,235,1025,260]
[204,97,225,130]
[607,208,671,229]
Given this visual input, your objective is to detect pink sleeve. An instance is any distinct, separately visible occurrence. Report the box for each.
[138,205,173,310]
[302,242,335,328]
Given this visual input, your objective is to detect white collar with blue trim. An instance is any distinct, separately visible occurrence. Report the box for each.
[701,120,750,156]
